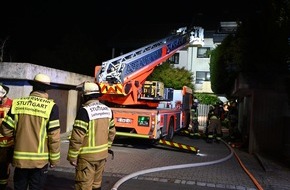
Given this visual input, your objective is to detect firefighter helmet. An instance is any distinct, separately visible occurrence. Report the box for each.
[0,84,9,98]
[29,73,52,91]
[33,73,51,85]
[83,82,100,95]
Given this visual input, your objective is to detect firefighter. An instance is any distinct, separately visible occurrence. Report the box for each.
[206,110,223,143]
[205,105,215,137]
[190,98,200,138]
[191,113,200,138]
[0,73,61,190]
[67,81,116,190]
[0,84,13,190]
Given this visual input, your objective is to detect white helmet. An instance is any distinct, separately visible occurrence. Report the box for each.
[83,82,100,95]
[34,73,51,85]
[0,85,7,98]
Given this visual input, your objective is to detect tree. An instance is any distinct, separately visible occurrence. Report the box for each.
[210,34,238,97]
[209,0,289,97]
[147,61,194,90]
[195,93,220,105]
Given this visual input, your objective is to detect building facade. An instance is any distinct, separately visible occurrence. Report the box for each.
[172,22,238,93]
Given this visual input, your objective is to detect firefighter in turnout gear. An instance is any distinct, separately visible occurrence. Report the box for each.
[207,109,223,143]
[0,84,13,190]
[189,98,200,138]
[67,81,116,190]
[0,74,61,190]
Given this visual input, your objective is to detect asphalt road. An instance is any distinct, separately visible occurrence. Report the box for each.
[7,133,290,190]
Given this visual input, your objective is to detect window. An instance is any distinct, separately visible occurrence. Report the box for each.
[195,71,210,84]
[197,47,210,58]
[168,53,179,64]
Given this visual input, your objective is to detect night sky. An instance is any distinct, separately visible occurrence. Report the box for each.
[1,0,261,75]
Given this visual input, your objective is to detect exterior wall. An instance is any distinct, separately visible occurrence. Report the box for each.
[251,90,287,155]
[67,90,79,132]
[175,38,214,93]
[176,50,188,69]
[0,62,94,133]
[7,84,32,99]
[0,62,94,86]
[48,89,69,133]
[233,74,290,160]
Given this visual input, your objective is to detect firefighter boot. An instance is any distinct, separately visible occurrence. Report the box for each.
[207,132,214,143]
[215,134,222,143]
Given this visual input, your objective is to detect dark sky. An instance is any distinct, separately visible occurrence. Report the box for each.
[1,0,261,75]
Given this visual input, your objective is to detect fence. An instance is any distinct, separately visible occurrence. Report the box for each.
[197,104,210,131]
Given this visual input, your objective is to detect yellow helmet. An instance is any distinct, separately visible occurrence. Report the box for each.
[82,82,100,95]
[29,73,52,91]
[33,73,51,85]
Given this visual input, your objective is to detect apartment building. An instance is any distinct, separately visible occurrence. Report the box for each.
[171,22,238,94]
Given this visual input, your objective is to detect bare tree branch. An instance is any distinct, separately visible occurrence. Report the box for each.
[0,37,9,63]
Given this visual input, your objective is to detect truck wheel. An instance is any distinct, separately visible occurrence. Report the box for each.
[165,118,174,141]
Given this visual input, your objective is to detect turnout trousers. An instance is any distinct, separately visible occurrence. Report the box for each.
[0,146,13,190]
[75,158,106,190]
[207,118,222,142]
[13,164,48,190]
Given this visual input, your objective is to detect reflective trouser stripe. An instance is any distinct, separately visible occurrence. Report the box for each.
[0,179,8,185]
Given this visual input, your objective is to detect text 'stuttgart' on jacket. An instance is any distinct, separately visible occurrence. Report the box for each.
[0,91,61,168]
[67,99,116,163]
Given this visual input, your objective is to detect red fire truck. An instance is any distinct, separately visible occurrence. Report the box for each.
[94,26,204,141]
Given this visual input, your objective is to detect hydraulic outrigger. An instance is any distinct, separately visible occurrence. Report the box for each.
[158,138,199,154]
[156,127,206,154]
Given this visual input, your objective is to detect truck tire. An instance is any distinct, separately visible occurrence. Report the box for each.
[165,118,174,141]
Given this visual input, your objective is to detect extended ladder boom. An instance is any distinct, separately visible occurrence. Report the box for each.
[96,27,203,85]
[94,26,204,106]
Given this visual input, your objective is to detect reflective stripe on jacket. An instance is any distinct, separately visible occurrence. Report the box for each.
[67,99,116,163]
[0,91,60,168]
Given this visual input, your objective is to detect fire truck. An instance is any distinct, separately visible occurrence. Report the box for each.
[94,26,204,142]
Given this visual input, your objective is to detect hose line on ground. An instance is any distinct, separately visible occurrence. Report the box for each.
[111,139,264,190]
[111,140,233,190]
[222,140,264,190]
[231,147,264,190]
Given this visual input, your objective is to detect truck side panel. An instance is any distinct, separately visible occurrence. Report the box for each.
[111,107,185,139]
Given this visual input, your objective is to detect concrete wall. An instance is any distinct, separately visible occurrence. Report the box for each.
[0,62,94,133]
[233,74,290,161]
[0,62,94,85]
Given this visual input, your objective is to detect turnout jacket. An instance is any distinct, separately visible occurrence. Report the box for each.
[67,99,116,163]
[0,97,13,148]
[0,91,61,168]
